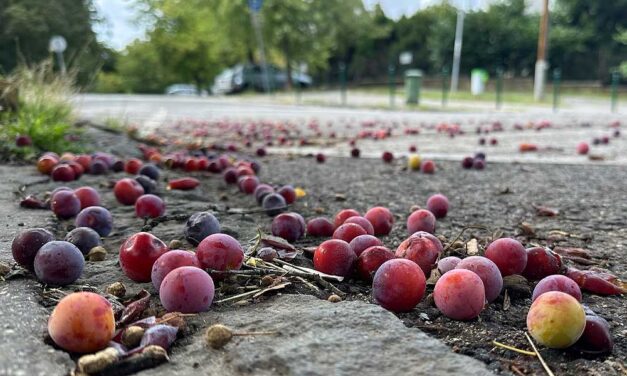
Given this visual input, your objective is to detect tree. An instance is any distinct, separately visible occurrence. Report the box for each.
[551,0,627,80]
[0,0,104,85]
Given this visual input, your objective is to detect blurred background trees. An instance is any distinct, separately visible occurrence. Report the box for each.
[0,0,625,93]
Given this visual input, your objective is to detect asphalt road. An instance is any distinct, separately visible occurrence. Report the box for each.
[74,94,626,165]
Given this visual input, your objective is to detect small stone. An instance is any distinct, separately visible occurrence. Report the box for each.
[502,275,531,298]
[328,294,342,303]
[77,347,119,374]
[121,326,145,348]
[0,262,10,277]
[205,324,233,349]
[169,239,184,249]
[409,205,421,213]
[419,313,430,321]
[260,275,275,287]
[105,282,126,298]
[87,246,107,261]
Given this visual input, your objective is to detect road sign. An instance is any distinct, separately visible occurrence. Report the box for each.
[248,0,264,12]
[49,36,67,53]
[399,51,413,65]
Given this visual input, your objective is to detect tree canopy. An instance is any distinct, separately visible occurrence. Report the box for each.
[1,0,625,93]
[0,0,106,85]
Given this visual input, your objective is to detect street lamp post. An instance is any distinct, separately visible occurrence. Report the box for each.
[450,9,465,93]
[533,0,550,101]
[248,0,271,94]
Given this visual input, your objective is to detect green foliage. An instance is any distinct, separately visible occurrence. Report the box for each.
[0,61,82,157]
[95,0,627,91]
[0,0,106,87]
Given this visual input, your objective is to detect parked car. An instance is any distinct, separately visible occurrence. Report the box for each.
[211,64,312,94]
[165,84,207,96]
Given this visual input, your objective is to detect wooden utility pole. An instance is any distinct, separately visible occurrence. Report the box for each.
[533,0,549,101]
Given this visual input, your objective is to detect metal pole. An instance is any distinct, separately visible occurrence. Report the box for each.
[250,11,271,93]
[533,0,549,101]
[56,51,67,76]
[611,71,619,113]
[442,66,449,107]
[552,68,561,112]
[388,64,396,108]
[450,9,465,92]
[339,63,347,106]
[295,80,301,105]
[496,67,503,110]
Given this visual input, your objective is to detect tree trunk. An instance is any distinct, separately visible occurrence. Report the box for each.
[597,46,608,83]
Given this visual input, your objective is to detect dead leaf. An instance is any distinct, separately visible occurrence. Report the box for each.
[334,193,346,201]
[519,222,535,236]
[260,234,296,252]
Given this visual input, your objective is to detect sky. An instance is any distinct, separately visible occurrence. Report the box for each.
[94,0,542,51]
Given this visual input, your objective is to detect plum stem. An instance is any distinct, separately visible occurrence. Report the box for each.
[441,225,489,254]
[524,332,555,376]
[491,340,536,356]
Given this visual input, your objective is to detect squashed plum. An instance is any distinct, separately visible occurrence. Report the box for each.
[522,247,562,281]
[396,231,443,278]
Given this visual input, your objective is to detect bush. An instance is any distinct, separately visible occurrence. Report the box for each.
[0,61,83,158]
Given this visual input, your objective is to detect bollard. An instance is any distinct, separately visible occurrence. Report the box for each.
[388,64,396,109]
[441,67,449,107]
[496,67,504,110]
[404,70,422,105]
[339,63,347,106]
[611,70,620,113]
[552,68,561,113]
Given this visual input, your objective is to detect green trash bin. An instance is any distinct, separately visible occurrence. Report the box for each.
[405,69,422,105]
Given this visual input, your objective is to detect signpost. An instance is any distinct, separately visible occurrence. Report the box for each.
[248,0,271,94]
[49,35,67,76]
